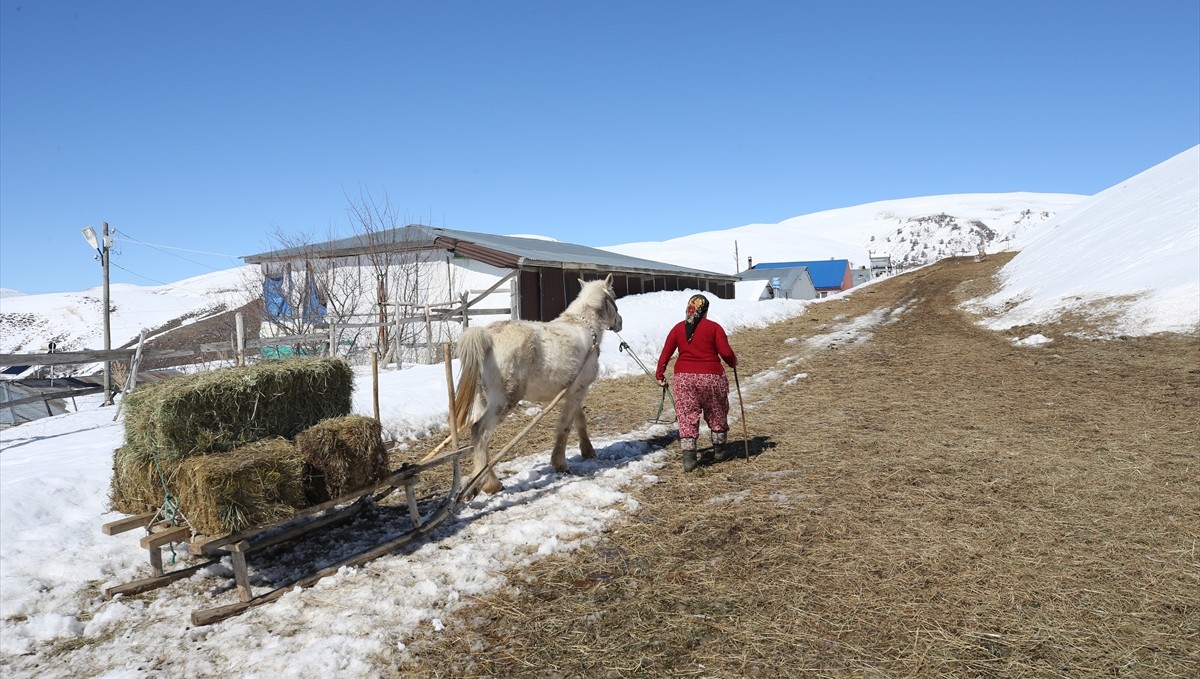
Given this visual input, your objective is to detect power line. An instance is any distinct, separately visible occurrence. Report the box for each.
[110,260,169,286]
[113,231,239,258]
[112,230,244,271]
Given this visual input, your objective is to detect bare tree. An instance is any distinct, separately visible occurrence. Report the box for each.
[254,226,368,358]
[343,189,447,362]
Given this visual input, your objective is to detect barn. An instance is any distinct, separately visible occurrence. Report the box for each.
[242,225,738,323]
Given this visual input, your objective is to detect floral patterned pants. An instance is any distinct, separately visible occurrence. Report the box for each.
[671,372,731,439]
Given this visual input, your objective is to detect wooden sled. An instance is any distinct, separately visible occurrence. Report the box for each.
[100,345,589,626]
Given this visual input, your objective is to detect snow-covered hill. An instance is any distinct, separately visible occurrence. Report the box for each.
[603,192,1085,275]
[973,145,1199,336]
[0,267,257,355]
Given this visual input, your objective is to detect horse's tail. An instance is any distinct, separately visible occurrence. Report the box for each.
[452,327,492,431]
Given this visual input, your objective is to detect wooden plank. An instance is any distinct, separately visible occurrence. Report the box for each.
[101,511,156,536]
[148,544,164,577]
[103,559,217,600]
[418,434,457,463]
[0,348,195,368]
[405,483,423,527]
[193,470,424,557]
[139,525,191,550]
[0,386,104,409]
[0,350,134,367]
[190,495,459,626]
[229,541,253,602]
[216,494,373,557]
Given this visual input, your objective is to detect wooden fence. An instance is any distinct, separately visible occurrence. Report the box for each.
[0,277,514,414]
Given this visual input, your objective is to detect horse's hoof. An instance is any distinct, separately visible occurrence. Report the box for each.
[482,479,504,495]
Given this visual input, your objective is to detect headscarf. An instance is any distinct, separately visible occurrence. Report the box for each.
[684,294,709,342]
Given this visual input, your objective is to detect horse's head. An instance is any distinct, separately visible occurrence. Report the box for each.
[578,274,622,333]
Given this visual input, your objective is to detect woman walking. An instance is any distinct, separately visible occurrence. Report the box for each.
[655,294,738,471]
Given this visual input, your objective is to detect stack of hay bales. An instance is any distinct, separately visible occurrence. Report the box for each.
[110,357,390,536]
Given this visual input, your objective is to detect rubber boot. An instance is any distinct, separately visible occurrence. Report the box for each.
[680,437,698,472]
[712,431,730,462]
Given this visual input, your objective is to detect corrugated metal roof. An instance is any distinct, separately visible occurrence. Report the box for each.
[738,265,808,281]
[242,224,736,281]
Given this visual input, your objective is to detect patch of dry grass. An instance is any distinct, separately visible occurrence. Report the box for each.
[392,254,1200,678]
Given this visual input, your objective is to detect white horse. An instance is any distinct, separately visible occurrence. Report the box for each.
[452,274,623,494]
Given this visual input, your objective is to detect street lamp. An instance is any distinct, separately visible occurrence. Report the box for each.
[82,222,114,406]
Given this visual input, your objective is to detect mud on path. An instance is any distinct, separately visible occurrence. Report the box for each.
[397,254,1199,678]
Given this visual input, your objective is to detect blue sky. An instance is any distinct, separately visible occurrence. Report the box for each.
[2,1,1197,294]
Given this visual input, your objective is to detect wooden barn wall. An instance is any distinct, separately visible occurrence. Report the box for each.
[517,267,733,322]
[518,270,541,321]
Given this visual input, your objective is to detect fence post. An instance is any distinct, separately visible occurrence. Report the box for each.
[328,324,336,358]
[372,351,380,422]
[394,307,402,367]
[460,292,469,330]
[235,312,245,366]
[424,306,434,364]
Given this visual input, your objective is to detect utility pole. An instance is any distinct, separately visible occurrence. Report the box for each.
[82,222,114,405]
[101,222,112,405]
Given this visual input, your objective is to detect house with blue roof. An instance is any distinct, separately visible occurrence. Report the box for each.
[741,259,854,298]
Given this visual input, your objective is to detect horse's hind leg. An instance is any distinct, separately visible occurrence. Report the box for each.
[471,410,505,495]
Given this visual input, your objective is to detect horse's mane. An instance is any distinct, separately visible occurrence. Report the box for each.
[560,279,610,319]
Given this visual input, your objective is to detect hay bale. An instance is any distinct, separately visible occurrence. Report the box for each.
[296,415,390,503]
[108,447,160,515]
[174,437,307,536]
[121,357,354,463]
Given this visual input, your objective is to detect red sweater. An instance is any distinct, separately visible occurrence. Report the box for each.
[656,318,737,381]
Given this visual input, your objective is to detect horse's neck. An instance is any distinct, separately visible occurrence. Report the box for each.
[553,312,605,347]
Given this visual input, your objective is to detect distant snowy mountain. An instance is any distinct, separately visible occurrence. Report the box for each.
[0,289,24,299]
[603,192,1085,275]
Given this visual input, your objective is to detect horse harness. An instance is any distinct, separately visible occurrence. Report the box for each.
[591,293,620,346]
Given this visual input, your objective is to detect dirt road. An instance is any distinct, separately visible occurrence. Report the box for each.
[401,254,1199,678]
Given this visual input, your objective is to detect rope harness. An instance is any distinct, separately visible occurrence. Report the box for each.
[615,333,676,425]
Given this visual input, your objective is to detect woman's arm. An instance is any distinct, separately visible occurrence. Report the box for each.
[715,323,737,368]
[656,324,680,383]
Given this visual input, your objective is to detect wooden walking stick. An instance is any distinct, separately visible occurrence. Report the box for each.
[732,366,750,462]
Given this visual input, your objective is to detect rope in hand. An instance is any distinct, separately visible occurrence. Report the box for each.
[615,332,676,424]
